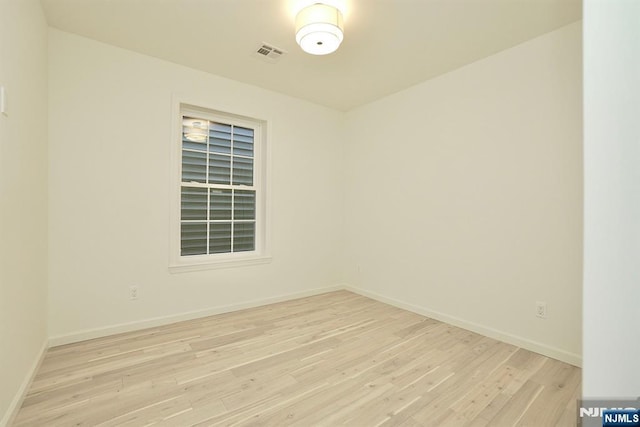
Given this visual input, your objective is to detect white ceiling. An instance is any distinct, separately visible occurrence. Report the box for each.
[40,0,582,111]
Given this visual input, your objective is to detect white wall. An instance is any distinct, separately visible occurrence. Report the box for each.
[583,0,640,397]
[0,0,49,424]
[47,29,344,342]
[343,22,583,365]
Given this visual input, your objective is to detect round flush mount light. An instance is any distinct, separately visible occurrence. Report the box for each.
[183,118,208,129]
[183,118,208,142]
[295,3,344,55]
[184,132,207,142]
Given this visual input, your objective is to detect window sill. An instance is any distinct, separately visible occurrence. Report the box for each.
[169,254,272,273]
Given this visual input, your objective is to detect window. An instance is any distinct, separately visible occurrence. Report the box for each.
[170,104,269,272]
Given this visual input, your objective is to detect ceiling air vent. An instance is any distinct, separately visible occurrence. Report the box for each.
[253,43,287,64]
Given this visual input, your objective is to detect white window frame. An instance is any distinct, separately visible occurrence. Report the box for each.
[169,101,271,273]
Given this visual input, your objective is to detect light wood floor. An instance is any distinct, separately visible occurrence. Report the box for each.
[13,291,581,426]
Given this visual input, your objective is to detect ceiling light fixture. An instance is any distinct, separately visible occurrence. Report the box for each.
[295,2,344,55]
[183,118,208,142]
[184,132,207,143]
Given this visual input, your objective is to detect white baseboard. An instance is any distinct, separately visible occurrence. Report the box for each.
[47,282,581,364]
[48,285,343,347]
[1,339,48,427]
[343,284,582,367]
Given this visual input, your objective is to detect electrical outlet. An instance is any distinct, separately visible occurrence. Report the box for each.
[129,285,139,300]
[535,301,547,319]
[1,86,7,115]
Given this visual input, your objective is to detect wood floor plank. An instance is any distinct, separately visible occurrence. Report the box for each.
[516,358,582,426]
[12,290,581,426]
[483,379,544,426]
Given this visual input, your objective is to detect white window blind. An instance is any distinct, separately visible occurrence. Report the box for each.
[180,114,258,257]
